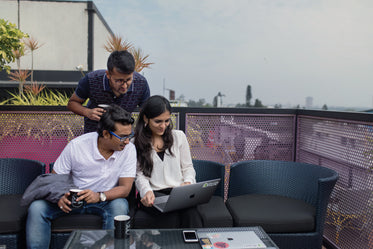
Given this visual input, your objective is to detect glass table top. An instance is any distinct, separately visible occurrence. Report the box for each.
[63,227,279,249]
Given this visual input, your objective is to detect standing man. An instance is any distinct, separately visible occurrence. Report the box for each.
[26,104,137,249]
[68,50,150,133]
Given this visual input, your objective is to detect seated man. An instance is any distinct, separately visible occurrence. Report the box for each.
[26,104,136,249]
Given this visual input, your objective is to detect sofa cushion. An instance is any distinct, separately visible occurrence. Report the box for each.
[197,196,233,227]
[226,194,315,233]
[133,209,181,229]
[51,214,102,232]
[0,194,28,233]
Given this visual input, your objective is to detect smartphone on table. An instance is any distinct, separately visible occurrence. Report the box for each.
[182,230,198,243]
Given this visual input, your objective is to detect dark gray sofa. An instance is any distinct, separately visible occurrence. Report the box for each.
[0,158,45,249]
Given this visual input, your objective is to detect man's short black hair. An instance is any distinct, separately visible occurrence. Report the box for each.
[107,50,135,74]
[97,104,134,136]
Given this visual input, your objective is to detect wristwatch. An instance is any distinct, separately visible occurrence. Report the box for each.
[99,192,107,202]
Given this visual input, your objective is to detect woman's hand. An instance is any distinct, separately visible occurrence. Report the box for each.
[181,181,191,186]
[141,191,155,207]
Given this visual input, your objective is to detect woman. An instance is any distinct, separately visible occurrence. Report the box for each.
[134,95,202,228]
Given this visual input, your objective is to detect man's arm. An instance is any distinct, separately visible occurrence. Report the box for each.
[104,177,135,200]
[67,92,104,121]
[75,177,135,204]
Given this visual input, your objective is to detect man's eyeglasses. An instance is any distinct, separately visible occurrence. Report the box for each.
[109,131,134,142]
[112,78,131,85]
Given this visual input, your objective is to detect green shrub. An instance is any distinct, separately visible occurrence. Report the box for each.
[0,89,70,106]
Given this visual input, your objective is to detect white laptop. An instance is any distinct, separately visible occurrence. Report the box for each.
[153,178,221,213]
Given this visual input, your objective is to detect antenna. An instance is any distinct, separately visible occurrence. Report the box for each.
[163,78,165,96]
[162,78,175,100]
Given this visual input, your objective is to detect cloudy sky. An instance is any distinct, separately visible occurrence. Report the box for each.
[92,0,373,108]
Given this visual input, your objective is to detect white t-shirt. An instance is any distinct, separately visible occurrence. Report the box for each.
[135,130,196,197]
[54,132,136,192]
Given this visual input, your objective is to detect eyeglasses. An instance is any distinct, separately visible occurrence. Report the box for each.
[112,78,131,85]
[109,131,134,142]
[108,75,132,85]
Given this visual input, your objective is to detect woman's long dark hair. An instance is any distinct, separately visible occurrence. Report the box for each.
[134,95,174,177]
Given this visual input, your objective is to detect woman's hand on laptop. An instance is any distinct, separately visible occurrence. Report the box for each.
[181,181,191,186]
[141,191,155,207]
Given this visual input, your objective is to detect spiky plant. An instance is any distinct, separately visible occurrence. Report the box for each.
[104,34,154,72]
[12,48,26,70]
[0,89,70,106]
[130,47,154,73]
[8,69,31,95]
[24,37,44,81]
[104,34,133,52]
[24,81,45,96]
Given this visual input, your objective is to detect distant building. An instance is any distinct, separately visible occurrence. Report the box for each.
[300,120,372,188]
[305,96,313,109]
[169,100,188,107]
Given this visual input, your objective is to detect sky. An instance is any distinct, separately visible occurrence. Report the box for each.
[91,0,373,108]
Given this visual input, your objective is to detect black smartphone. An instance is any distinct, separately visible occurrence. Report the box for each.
[182,230,198,243]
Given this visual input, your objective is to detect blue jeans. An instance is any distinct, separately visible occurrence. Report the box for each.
[26,198,129,249]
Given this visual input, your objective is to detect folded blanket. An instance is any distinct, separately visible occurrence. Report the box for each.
[21,173,77,206]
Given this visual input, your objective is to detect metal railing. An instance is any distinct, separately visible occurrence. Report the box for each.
[1,105,372,249]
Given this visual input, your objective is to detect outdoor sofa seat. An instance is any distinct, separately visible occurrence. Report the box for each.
[226,160,339,249]
[193,159,233,227]
[133,159,233,228]
[48,162,137,249]
[50,187,137,249]
[0,158,45,249]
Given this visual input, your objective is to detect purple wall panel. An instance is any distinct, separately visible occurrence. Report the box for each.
[0,112,83,171]
[185,113,295,165]
[296,116,373,248]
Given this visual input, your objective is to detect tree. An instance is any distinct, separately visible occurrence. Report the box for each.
[187,98,208,107]
[213,96,218,107]
[0,19,28,73]
[235,103,247,108]
[246,85,252,107]
[322,104,328,110]
[254,98,264,107]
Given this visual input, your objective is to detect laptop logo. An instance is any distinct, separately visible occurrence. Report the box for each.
[189,194,195,199]
[203,181,219,188]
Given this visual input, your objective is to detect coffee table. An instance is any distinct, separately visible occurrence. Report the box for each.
[63,226,279,249]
